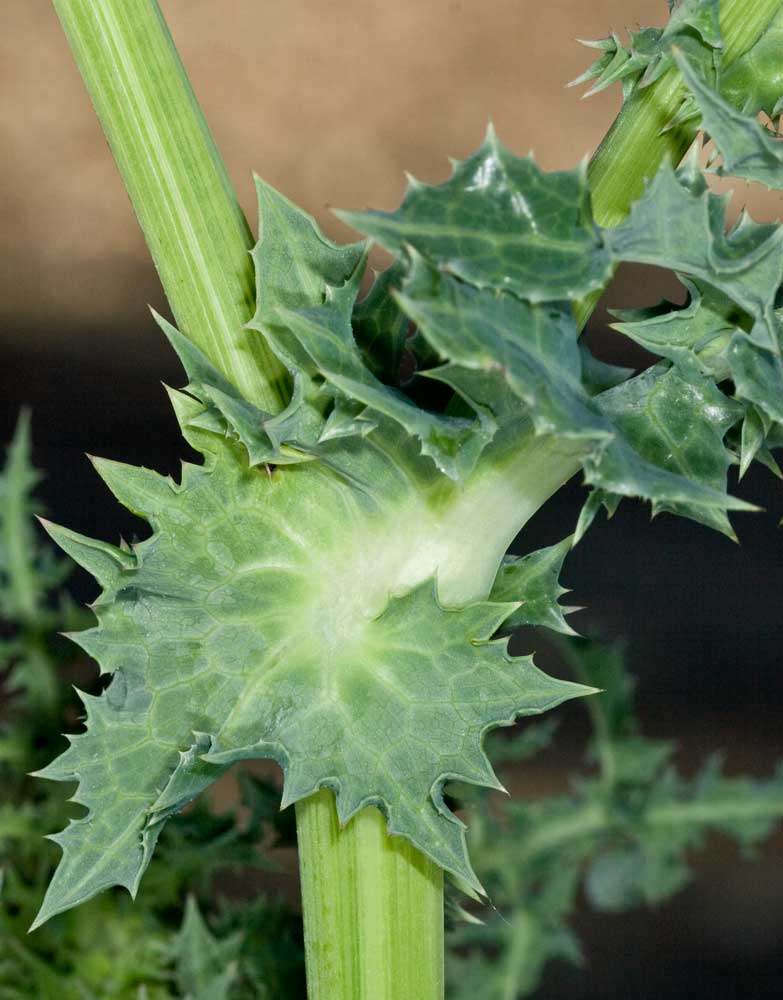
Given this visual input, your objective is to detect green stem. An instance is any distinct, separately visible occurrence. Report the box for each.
[50,0,287,411]
[511,793,783,868]
[500,909,537,1000]
[52,4,444,996]
[576,0,783,328]
[296,790,444,1000]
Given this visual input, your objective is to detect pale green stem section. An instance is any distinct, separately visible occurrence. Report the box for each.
[296,791,445,1000]
[576,0,783,328]
[51,0,288,411]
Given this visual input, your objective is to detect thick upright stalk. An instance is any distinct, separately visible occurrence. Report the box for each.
[296,791,444,1000]
[51,0,287,411]
[577,0,783,327]
[52,4,443,997]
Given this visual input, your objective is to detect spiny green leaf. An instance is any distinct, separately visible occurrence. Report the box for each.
[677,51,783,190]
[608,158,783,338]
[236,178,496,480]
[610,276,741,373]
[33,428,589,926]
[394,253,608,442]
[338,127,613,304]
[587,363,749,537]
[243,176,369,458]
[489,537,578,635]
[250,175,367,349]
[571,0,721,108]
[393,259,750,532]
[276,258,495,480]
[174,897,241,1000]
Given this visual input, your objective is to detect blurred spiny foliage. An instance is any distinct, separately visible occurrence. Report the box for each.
[0,413,304,1000]
[1,415,781,997]
[446,637,783,998]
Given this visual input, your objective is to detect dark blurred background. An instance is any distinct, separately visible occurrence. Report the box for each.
[2,1,782,996]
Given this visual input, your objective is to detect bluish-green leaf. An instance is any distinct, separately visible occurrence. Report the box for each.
[338,128,613,304]
[394,254,608,442]
[587,363,750,537]
[489,537,578,635]
[677,51,783,190]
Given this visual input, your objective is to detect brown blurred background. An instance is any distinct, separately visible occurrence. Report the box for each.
[2,2,782,997]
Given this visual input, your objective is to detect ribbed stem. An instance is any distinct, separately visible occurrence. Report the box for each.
[51,4,442,996]
[296,790,445,1000]
[51,0,287,411]
[577,0,783,327]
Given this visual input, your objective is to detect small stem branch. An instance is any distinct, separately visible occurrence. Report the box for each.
[508,793,783,871]
[576,0,783,328]
[296,790,445,1000]
[500,909,537,1000]
[3,411,39,623]
[51,0,287,411]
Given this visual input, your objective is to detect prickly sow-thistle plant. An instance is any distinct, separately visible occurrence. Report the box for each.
[36,0,783,995]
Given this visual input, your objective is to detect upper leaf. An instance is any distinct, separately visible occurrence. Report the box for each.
[676,50,783,191]
[337,128,613,304]
[587,362,748,537]
[174,897,242,1000]
[337,139,756,534]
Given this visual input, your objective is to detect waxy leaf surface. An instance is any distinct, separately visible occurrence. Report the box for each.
[338,128,613,304]
[34,418,588,926]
